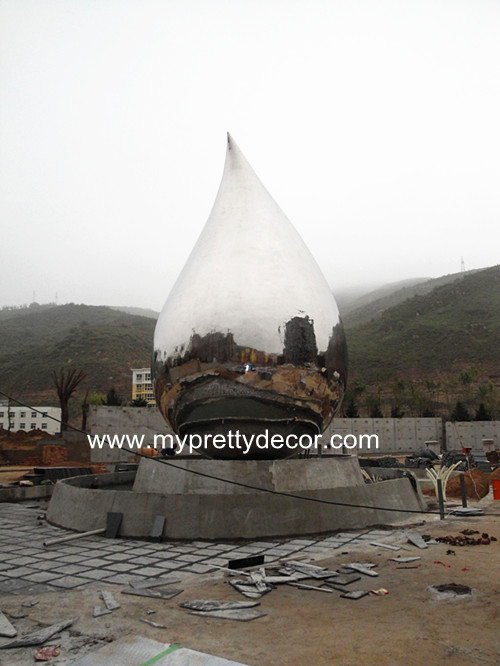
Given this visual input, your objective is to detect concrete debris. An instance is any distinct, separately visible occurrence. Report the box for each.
[21,601,39,608]
[129,577,181,589]
[188,608,266,622]
[180,600,260,612]
[449,508,485,516]
[286,582,333,593]
[340,590,369,600]
[93,606,112,618]
[390,556,421,564]
[0,619,74,649]
[343,563,379,577]
[0,610,17,638]
[228,579,270,599]
[140,619,166,628]
[324,573,361,587]
[122,587,183,600]
[100,590,120,611]
[370,542,400,551]
[406,533,429,549]
[7,612,27,620]
[287,562,333,579]
[148,515,166,543]
[249,568,268,593]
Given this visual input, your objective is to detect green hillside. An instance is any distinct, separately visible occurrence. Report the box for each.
[342,270,480,328]
[0,305,155,406]
[345,264,500,382]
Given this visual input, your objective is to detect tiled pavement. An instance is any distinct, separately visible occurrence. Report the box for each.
[0,502,395,595]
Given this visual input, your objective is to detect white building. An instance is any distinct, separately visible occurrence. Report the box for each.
[0,403,61,435]
[131,368,155,405]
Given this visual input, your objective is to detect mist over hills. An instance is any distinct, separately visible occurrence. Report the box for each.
[0,265,498,418]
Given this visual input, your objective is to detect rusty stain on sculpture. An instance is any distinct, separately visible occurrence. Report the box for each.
[153,134,347,459]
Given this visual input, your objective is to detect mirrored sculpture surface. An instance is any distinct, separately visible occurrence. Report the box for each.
[153,134,347,459]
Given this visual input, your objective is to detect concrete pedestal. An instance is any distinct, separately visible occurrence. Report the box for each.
[47,456,425,539]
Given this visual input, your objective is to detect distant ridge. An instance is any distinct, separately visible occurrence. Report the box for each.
[345,264,500,382]
[342,270,480,328]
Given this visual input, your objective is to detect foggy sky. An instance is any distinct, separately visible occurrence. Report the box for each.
[1,0,499,311]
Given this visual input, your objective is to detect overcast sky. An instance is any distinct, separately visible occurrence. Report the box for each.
[1,0,499,311]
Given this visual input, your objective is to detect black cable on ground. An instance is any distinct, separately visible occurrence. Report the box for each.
[1,389,497,518]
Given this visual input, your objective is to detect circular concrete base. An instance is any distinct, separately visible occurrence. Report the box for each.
[46,457,425,539]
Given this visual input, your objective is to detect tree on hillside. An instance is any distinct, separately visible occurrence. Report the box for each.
[451,400,471,422]
[474,403,491,421]
[52,368,87,434]
[81,390,106,431]
[104,388,123,406]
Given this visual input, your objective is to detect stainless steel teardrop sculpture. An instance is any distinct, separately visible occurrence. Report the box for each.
[153,134,347,459]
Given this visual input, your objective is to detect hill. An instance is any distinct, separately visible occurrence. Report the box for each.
[0,304,155,408]
[341,270,480,327]
[345,264,500,383]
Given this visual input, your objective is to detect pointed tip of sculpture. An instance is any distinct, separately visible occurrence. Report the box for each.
[227,132,232,149]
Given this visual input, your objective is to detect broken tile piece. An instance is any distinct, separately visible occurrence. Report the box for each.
[0,610,17,638]
[180,600,260,612]
[340,590,369,600]
[0,619,74,649]
[188,608,266,622]
[101,590,120,611]
[93,606,112,618]
[140,618,167,628]
[121,587,183,600]
[343,563,379,577]
[370,542,400,551]
[406,533,428,549]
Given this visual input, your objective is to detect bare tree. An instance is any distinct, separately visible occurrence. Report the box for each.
[52,368,87,434]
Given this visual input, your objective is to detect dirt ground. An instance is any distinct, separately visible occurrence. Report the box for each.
[1,506,499,665]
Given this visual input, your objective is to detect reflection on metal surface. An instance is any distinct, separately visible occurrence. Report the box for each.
[153,134,347,459]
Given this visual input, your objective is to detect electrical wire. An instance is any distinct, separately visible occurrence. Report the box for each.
[1,389,497,518]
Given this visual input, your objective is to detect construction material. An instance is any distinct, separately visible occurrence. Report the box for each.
[228,555,265,570]
[129,577,181,589]
[390,556,421,563]
[148,515,165,542]
[122,587,183,600]
[229,579,270,599]
[101,590,120,611]
[187,608,266,622]
[180,600,260,612]
[0,610,17,638]
[0,619,74,649]
[70,635,250,665]
[286,582,333,593]
[43,528,105,547]
[370,542,400,551]
[343,563,379,577]
[406,533,428,549]
[140,619,166,628]
[105,512,123,539]
[93,606,112,618]
[340,590,369,600]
